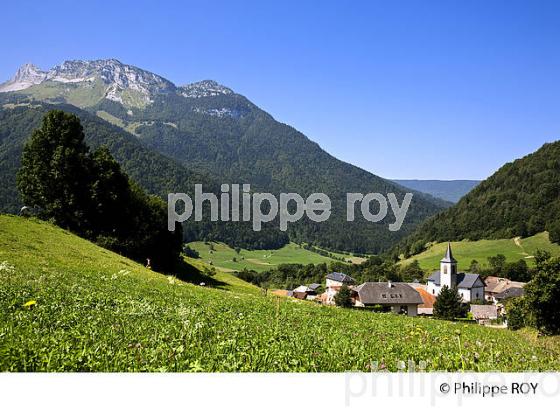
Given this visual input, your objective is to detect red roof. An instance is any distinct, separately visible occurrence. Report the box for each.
[415,288,436,308]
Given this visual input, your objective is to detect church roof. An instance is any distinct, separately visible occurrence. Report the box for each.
[440,242,457,263]
[427,271,484,289]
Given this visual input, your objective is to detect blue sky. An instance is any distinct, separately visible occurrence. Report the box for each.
[1,0,559,179]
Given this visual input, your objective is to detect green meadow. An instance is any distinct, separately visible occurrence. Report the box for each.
[186,241,363,273]
[400,232,560,271]
[1,215,560,372]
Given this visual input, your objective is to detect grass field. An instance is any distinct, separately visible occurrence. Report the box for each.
[2,215,560,372]
[400,232,560,271]
[187,241,358,272]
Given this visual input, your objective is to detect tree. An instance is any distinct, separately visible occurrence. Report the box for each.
[534,249,552,270]
[433,285,463,320]
[548,220,560,244]
[334,284,353,308]
[524,257,560,334]
[16,110,183,271]
[503,259,530,282]
[400,260,424,282]
[17,110,93,232]
[469,259,481,275]
[506,297,530,330]
[487,254,506,275]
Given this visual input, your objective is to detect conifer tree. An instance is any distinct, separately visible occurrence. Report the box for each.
[433,285,463,320]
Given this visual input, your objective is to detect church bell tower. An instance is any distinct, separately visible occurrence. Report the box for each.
[440,242,457,288]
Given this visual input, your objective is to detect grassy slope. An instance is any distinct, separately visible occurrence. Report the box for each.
[1,215,559,371]
[187,241,356,273]
[400,232,560,271]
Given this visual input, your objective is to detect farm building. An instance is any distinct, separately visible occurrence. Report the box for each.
[325,272,355,305]
[427,243,485,302]
[352,282,423,316]
[308,283,321,292]
[484,276,525,303]
[470,304,498,325]
[292,285,319,300]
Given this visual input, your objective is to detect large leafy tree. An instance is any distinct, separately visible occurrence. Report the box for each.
[524,257,560,335]
[17,110,93,232]
[433,285,463,320]
[16,110,182,271]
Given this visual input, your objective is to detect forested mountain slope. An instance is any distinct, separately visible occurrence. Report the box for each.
[1,59,446,252]
[395,141,560,257]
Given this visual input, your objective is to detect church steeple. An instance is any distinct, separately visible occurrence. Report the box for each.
[440,242,457,288]
[441,242,457,263]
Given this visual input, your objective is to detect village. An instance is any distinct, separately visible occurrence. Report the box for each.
[279,243,526,326]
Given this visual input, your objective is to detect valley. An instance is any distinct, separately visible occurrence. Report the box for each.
[2,215,559,372]
[186,241,366,273]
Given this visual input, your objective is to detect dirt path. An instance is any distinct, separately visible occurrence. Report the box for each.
[513,236,529,256]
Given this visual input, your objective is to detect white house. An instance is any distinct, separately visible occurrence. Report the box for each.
[426,243,485,302]
[325,272,355,305]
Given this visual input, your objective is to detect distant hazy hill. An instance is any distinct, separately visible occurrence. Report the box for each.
[392,180,480,203]
[395,141,560,256]
[0,59,446,253]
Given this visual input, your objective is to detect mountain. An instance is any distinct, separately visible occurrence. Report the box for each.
[0,59,446,253]
[0,100,288,249]
[0,59,176,107]
[395,141,560,257]
[391,180,480,203]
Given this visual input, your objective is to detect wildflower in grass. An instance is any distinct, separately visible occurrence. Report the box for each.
[22,300,37,309]
[0,261,16,274]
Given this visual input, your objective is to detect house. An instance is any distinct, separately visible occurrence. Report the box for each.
[408,283,436,315]
[325,272,356,304]
[426,243,485,302]
[308,283,322,292]
[470,304,498,325]
[484,276,525,303]
[493,286,524,303]
[352,282,423,316]
[292,285,319,300]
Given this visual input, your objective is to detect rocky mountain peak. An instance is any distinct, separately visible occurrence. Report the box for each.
[0,63,47,92]
[179,80,233,98]
[0,59,236,108]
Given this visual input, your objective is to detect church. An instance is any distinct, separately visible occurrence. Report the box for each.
[426,243,485,302]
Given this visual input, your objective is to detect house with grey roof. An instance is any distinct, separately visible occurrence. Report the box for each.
[353,282,423,316]
[484,276,525,303]
[493,286,524,303]
[308,283,321,291]
[426,243,485,302]
[325,272,356,305]
[470,304,498,324]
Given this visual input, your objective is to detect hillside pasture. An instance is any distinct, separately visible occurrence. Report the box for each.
[400,232,560,271]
